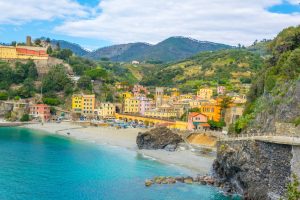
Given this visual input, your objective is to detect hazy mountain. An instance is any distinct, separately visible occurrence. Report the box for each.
[85,37,233,62]
[50,40,90,56]
[86,43,151,61]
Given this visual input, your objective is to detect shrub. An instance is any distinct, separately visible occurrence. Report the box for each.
[20,114,30,122]
[0,92,8,100]
[43,97,61,106]
[284,174,300,200]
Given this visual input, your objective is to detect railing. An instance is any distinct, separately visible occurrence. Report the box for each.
[218,132,300,145]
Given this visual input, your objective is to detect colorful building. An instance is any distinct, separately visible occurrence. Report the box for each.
[145,104,178,119]
[124,97,154,115]
[122,92,133,99]
[187,112,209,130]
[132,84,149,97]
[72,94,96,116]
[124,98,140,114]
[29,104,51,122]
[217,86,226,95]
[0,45,48,60]
[155,87,164,107]
[171,88,180,97]
[199,103,221,122]
[224,105,244,126]
[94,103,116,119]
[197,88,213,100]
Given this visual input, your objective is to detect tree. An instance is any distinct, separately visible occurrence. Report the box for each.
[34,39,41,46]
[42,65,73,92]
[42,97,61,106]
[106,93,114,102]
[20,114,30,122]
[18,78,35,98]
[85,67,108,80]
[47,46,53,54]
[77,75,92,90]
[56,42,60,50]
[208,120,226,130]
[0,92,8,100]
[219,96,233,120]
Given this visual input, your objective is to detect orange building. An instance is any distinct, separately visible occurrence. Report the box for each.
[29,104,51,122]
[199,103,221,122]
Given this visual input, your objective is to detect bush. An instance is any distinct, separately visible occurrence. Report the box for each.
[43,97,61,106]
[284,174,300,200]
[0,92,8,100]
[20,114,30,122]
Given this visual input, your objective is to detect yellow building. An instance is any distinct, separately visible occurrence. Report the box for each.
[144,110,177,119]
[72,94,83,113]
[197,88,213,100]
[72,94,96,116]
[95,103,116,119]
[144,104,178,119]
[171,88,180,97]
[179,94,194,101]
[0,45,48,60]
[122,92,133,99]
[0,46,17,59]
[199,103,221,122]
[124,98,140,114]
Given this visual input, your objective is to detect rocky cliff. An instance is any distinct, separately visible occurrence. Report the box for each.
[136,127,183,151]
[213,140,300,199]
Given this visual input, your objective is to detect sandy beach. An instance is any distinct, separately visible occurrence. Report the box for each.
[23,122,215,175]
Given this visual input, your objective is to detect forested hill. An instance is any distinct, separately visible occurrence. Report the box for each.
[85,37,233,62]
[234,25,300,134]
[51,40,90,56]
[140,49,263,93]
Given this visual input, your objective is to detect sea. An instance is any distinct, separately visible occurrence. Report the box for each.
[0,127,240,200]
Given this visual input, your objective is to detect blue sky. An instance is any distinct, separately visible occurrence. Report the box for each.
[0,0,300,50]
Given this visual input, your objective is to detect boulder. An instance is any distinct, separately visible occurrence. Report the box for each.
[145,179,153,187]
[136,127,183,151]
[183,177,193,184]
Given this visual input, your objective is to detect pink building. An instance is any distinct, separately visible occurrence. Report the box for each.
[217,86,226,95]
[187,112,209,131]
[139,97,154,115]
[29,104,51,122]
[132,84,149,97]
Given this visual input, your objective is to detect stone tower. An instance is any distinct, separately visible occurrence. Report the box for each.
[26,36,32,46]
[155,87,164,108]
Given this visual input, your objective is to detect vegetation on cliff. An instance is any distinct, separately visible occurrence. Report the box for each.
[141,49,263,93]
[233,25,300,133]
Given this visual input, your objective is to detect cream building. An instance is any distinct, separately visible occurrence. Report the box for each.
[197,88,213,100]
[95,103,116,119]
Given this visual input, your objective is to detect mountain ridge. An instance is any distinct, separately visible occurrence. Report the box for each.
[85,36,233,62]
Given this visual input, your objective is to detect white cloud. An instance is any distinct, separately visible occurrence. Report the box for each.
[54,0,300,46]
[288,0,300,5]
[0,0,90,24]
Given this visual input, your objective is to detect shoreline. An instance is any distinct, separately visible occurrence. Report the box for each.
[22,122,215,175]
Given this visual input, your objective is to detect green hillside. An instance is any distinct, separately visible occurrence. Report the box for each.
[234,25,300,134]
[141,49,263,93]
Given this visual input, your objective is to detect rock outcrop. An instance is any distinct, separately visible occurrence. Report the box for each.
[213,140,300,199]
[136,127,183,151]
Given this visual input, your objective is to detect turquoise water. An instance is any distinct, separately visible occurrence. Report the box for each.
[0,127,235,200]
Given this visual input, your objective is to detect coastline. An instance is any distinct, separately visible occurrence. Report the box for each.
[22,122,215,175]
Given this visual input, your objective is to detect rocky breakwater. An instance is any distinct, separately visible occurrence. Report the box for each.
[213,140,300,199]
[136,127,183,151]
[144,175,215,187]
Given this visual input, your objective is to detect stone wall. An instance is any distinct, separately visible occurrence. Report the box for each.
[213,140,298,199]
